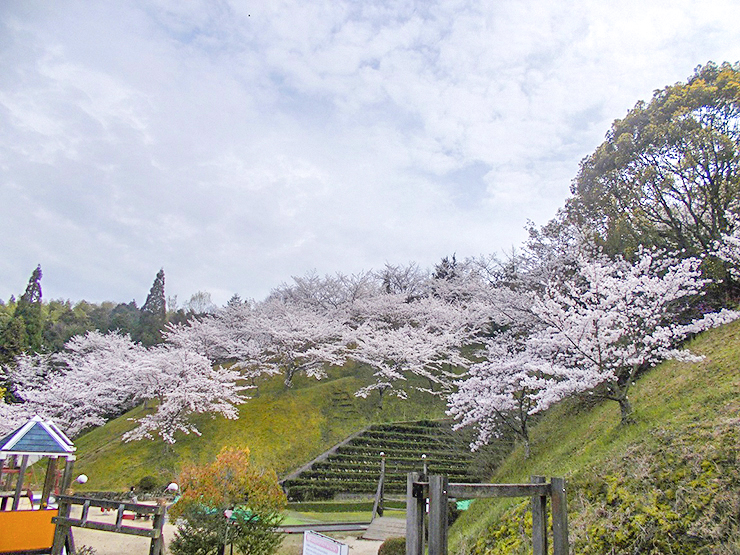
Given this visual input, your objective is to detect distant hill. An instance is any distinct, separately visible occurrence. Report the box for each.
[449,320,740,554]
[72,364,449,492]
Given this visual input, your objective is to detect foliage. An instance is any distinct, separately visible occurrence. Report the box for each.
[169,446,285,555]
[137,269,167,346]
[136,475,159,493]
[14,265,44,352]
[565,62,740,261]
[378,536,406,555]
[0,317,27,366]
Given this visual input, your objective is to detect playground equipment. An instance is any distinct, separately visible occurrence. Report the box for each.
[0,415,77,554]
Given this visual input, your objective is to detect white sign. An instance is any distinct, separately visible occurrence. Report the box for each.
[302,531,349,555]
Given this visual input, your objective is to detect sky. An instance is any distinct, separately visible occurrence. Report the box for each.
[1,1,739,307]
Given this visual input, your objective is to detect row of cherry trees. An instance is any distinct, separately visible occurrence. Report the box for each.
[2,225,737,450]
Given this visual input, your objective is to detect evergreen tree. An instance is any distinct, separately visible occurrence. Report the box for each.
[137,269,166,346]
[14,265,44,353]
[108,301,140,337]
[0,318,27,365]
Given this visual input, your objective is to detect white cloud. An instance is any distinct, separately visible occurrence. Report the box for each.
[1,0,739,304]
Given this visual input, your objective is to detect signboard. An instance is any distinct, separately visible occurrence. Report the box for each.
[302,530,349,555]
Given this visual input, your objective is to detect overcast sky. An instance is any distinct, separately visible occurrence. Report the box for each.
[2,1,739,306]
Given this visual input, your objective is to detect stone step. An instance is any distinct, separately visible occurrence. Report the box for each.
[362,516,407,541]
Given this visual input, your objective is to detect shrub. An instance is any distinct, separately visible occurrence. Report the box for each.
[137,475,159,493]
[378,536,405,555]
[169,446,286,555]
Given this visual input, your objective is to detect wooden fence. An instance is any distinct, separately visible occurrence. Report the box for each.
[51,495,167,555]
[405,473,568,555]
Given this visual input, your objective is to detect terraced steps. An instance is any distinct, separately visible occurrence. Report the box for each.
[281,420,479,501]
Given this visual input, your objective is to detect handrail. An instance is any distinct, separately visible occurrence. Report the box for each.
[50,495,167,555]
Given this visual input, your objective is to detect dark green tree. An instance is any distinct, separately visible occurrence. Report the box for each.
[42,299,94,353]
[565,62,740,259]
[13,265,44,353]
[0,317,27,365]
[107,301,140,337]
[136,269,166,346]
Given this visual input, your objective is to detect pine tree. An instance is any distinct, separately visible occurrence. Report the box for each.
[137,269,166,346]
[14,265,44,353]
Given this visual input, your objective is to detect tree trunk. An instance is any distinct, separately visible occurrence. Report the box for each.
[618,396,634,425]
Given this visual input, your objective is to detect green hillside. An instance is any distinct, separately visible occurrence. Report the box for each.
[72,365,447,491]
[449,319,740,554]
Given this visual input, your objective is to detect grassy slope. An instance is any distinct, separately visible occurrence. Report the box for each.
[450,319,740,554]
[73,365,447,491]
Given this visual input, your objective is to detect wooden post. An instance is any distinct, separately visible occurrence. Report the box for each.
[372,452,386,520]
[531,476,548,555]
[41,456,59,509]
[12,454,29,510]
[551,477,569,555]
[0,456,7,511]
[59,456,76,495]
[405,472,423,555]
[428,475,448,555]
[149,505,166,555]
[51,496,72,555]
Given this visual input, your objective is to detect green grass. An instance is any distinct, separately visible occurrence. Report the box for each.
[282,510,375,525]
[73,364,447,491]
[449,319,740,554]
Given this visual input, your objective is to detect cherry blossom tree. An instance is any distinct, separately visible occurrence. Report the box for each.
[446,280,547,457]
[121,345,248,443]
[447,340,552,457]
[1,331,249,443]
[528,249,740,424]
[270,270,379,311]
[250,299,347,388]
[7,332,149,436]
[349,293,485,405]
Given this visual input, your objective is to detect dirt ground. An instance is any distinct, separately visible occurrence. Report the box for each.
[67,506,383,555]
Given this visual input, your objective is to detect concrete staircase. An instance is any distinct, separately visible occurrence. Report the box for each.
[362,516,407,541]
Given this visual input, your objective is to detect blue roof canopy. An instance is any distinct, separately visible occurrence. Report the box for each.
[0,415,75,457]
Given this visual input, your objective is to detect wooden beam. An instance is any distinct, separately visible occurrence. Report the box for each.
[40,456,59,509]
[149,505,166,555]
[52,517,161,538]
[56,495,164,515]
[446,483,551,499]
[59,457,76,495]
